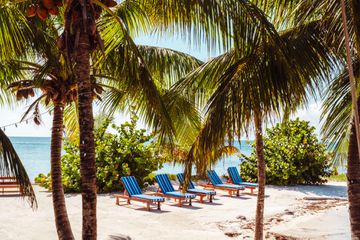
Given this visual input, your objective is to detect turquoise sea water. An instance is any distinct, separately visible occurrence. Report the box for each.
[9,137,253,182]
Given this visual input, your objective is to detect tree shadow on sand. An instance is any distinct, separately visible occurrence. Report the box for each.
[109,234,132,240]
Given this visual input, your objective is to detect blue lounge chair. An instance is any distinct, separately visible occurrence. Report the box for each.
[115,176,165,211]
[176,173,216,203]
[227,167,258,193]
[155,174,196,207]
[207,170,245,197]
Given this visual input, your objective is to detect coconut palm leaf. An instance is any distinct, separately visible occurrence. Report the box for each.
[176,21,336,112]
[63,102,80,141]
[95,1,175,143]
[145,0,286,54]
[0,2,32,61]
[180,20,337,181]
[291,0,356,55]
[135,45,203,88]
[98,41,203,143]
[321,60,360,166]
[161,90,202,147]
[0,61,26,105]
[0,128,37,208]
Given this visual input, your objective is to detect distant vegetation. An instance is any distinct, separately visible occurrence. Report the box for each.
[327,174,347,182]
[35,114,164,193]
[240,119,332,185]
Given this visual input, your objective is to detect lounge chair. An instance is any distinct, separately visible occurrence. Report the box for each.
[155,174,196,207]
[115,176,165,211]
[176,173,216,203]
[227,167,258,194]
[206,170,245,197]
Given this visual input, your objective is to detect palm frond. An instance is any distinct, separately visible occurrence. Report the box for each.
[181,20,337,180]
[0,128,37,208]
[63,102,79,142]
[95,1,175,143]
[161,90,202,147]
[0,3,32,61]
[145,0,286,54]
[321,60,360,166]
[0,61,26,105]
[135,45,203,88]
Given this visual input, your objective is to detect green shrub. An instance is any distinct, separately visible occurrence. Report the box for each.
[327,173,347,182]
[35,114,164,193]
[34,173,51,189]
[240,118,331,185]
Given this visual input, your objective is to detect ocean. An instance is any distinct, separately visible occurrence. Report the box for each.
[9,137,253,182]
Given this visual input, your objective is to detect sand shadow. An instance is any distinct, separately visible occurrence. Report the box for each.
[199,201,223,206]
[217,195,253,200]
[109,234,132,240]
[115,203,170,213]
[270,184,347,198]
[0,194,22,198]
[241,192,258,197]
[164,203,203,210]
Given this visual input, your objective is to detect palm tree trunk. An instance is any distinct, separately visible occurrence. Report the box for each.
[75,30,97,239]
[254,113,266,240]
[51,103,74,240]
[347,98,360,239]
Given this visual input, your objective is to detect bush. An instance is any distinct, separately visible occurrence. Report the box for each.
[36,114,164,193]
[240,118,331,185]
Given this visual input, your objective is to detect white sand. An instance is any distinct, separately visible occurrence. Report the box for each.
[0,182,349,240]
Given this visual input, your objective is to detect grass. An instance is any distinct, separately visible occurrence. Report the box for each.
[327,174,347,182]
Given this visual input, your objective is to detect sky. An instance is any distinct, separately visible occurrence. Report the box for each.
[0,35,323,138]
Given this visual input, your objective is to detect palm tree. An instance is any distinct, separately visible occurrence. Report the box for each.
[174,19,336,240]
[9,77,77,240]
[285,1,360,237]
[5,21,79,237]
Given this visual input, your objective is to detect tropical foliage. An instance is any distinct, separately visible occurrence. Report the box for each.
[241,119,332,185]
[35,114,164,193]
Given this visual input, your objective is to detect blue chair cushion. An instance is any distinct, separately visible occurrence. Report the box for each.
[132,194,165,202]
[240,182,258,187]
[187,188,216,195]
[165,191,196,199]
[216,183,245,190]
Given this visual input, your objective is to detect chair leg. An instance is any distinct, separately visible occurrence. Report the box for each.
[127,199,131,204]
[116,197,119,205]
[179,200,182,207]
[189,198,192,206]
[200,195,204,203]
[236,190,240,197]
[147,202,150,211]
[157,202,161,210]
[210,195,213,203]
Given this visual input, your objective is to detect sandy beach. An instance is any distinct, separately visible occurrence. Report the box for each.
[0,182,349,240]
